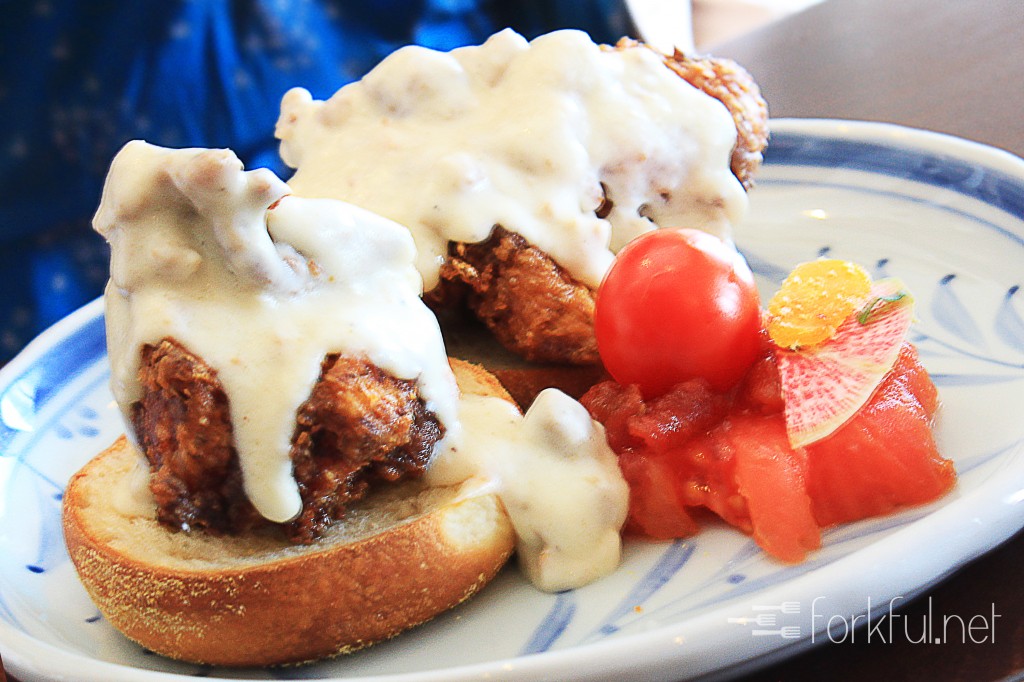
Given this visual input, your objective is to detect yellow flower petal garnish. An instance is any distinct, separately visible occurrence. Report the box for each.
[767,259,872,349]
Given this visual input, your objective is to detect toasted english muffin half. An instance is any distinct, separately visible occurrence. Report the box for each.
[62,358,516,667]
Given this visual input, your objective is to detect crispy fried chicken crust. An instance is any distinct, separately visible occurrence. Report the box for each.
[434,226,599,365]
[132,339,442,543]
[658,46,769,189]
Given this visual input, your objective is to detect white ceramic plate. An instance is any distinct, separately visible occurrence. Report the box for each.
[2,119,1023,682]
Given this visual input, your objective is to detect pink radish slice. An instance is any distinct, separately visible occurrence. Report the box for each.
[776,279,915,448]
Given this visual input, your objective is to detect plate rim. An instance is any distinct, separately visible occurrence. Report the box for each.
[2,117,1024,682]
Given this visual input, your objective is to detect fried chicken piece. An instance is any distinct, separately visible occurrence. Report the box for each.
[132,339,260,536]
[614,38,770,189]
[434,43,768,366]
[434,226,599,365]
[288,354,442,542]
[660,48,769,189]
[132,339,442,543]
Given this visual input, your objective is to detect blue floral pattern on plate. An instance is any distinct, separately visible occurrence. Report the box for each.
[1,119,1022,682]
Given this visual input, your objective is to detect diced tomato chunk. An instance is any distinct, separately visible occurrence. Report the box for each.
[723,415,820,562]
[628,380,728,453]
[580,380,645,452]
[735,350,786,414]
[671,432,750,533]
[582,342,954,564]
[617,451,701,539]
[892,343,939,415]
[805,345,954,527]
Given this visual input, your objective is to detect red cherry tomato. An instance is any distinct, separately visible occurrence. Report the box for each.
[594,228,762,397]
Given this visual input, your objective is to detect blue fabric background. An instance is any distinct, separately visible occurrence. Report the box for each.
[0,0,633,362]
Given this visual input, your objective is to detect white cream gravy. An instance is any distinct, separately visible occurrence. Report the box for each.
[276,28,747,291]
[94,141,460,524]
[429,389,629,592]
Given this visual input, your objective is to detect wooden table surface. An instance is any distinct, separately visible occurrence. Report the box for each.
[2,1,1023,681]
[710,0,1024,680]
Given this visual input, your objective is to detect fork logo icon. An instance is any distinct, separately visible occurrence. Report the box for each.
[751,626,802,639]
[753,601,801,615]
[728,602,802,639]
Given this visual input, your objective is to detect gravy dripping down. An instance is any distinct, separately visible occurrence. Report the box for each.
[428,389,629,592]
[93,141,460,523]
